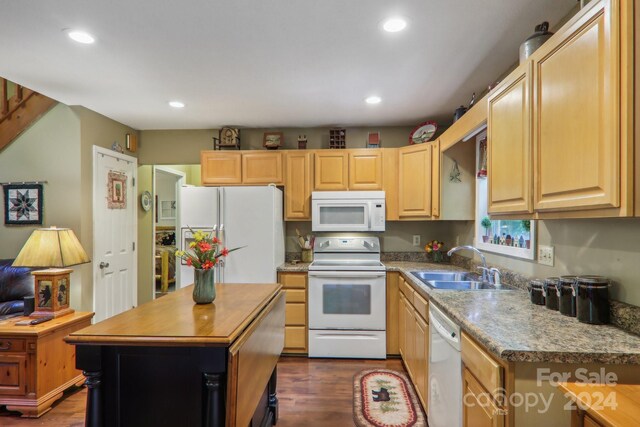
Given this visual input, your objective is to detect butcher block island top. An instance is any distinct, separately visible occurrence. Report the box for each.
[66,282,282,346]
[64,283,286,427]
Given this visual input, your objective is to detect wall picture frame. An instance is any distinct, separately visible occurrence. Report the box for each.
[3,183,43,225]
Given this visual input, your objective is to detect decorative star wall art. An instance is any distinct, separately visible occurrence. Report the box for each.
[3,183,43,225]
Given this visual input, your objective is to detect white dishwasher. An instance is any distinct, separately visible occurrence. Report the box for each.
[428,304,462,427]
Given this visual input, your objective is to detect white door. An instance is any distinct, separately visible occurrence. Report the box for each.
[93,146,137,322]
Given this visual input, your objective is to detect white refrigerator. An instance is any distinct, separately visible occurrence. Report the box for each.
[178,185,284,287]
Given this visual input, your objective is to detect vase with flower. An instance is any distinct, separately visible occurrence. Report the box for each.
[425,240,445,263]
[175,229,243,304]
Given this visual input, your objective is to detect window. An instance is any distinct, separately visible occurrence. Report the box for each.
[475,131,535,259]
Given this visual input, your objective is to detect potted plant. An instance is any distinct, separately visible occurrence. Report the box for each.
[175,229,243,304]
[521,220,531,248]
[481,217,492,243]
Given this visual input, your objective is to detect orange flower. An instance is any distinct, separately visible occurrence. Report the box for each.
[186,258,192,266]
[198,242,212,252]
[202,260,214,270]
[221,247,229,256]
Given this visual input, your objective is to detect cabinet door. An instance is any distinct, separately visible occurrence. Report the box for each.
[386,273,400,356]
[349,149,382,190]
[285,152,313,220]
[398,293,406,359]
[403,298,416,378]
[201,151,242,185]
[533,0,620,211]
[414,313,428,410]
[431,140,441,218]
[398,144,432,218]
[462,368,505,427]
[381,148,399,220]
[488,61,533,214]
[0,353,27,395]
[242,152,283,184]
[314,151,348,190]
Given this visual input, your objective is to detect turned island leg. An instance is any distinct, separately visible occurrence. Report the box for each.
[203,373,224,427]
[83,371,103,427]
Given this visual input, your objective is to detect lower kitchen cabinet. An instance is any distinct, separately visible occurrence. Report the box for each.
[278,272,308,354]
[397,274,429,411]
[462,368,505,427]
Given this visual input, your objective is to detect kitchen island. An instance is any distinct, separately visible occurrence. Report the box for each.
[65,283,285,427]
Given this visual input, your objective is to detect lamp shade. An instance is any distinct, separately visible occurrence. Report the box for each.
[13,227,90,268]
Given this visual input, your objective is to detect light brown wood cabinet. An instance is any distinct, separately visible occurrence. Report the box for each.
[431,139,441,217]
[487,0,634,218]
[201,150,283,185]
[348,149,383,190]
[398,143,433,219]
[201,151,242,185]
[314,151,348,190]
[462,368,505,427]
[278,272,308,354]
[397,274,429,411]
[488,61,533,215]
[386,272,400,355]
[284,151,313,220]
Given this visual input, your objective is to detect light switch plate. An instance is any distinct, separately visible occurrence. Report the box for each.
[538,245,554,266]
[413,235,421,246]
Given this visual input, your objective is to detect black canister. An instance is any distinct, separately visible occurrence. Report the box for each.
[528,279,545,305]
[558,276,577,317]
[543,277,560,310]
[575,276,611,325]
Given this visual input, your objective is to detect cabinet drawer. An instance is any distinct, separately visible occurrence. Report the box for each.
[285,303,306,326]
[413,292,429,321]
[0,353,27,395]
[462,333,503,397]
[399,276,415,303]
[279,273,307,289]
[0,338,26,353]
[284,326,307,350]
[285,289,306,303]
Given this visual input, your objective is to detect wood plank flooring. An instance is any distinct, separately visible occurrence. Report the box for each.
[0,356,406,426]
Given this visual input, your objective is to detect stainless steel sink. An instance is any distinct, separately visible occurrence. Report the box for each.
[410,271,474,282]
[427,280,497,290]
[410,271,513,291]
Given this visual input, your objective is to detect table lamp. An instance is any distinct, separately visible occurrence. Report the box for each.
[12,226,90,318]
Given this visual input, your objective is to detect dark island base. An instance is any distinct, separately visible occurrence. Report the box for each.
[77,345,278,427]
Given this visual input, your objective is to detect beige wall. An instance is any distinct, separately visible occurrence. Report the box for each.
[137,165,154,306]
[138,130,215,165]
[0,104,85,308]
[453,218,640,307]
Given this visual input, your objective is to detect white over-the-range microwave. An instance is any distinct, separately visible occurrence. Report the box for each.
[311,191,385,232]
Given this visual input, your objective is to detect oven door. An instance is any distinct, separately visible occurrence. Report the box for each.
[308,271,386,330]
[311,200,371,232]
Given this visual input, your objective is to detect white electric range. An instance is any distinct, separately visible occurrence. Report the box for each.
[308,236,386,359]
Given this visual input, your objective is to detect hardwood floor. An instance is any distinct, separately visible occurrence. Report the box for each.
[0,356,406,426]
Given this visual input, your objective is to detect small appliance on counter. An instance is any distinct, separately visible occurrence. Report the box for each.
[308,236,386,359]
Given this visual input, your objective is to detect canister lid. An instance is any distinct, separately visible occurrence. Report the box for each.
[529,279,544,290]
[576,275,610,287]
[559,275,577,287]
[543,277,560,289]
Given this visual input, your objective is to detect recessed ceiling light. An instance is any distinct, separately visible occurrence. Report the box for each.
[382,18,407,33]
[68,30,95,44]
[365,96,382,105]
[169,101,185,108]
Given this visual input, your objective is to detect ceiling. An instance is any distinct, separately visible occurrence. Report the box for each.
[0,0,576,130]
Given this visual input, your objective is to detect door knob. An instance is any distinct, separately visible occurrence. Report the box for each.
[99,262,110,269]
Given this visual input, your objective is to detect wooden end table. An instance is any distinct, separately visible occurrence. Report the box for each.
[0,311,93,417]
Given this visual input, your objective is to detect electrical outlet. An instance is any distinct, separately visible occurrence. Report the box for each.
[538,245,554,266]
[412,235,421,246]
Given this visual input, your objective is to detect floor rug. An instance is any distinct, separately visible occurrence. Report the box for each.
[353,369,427,427]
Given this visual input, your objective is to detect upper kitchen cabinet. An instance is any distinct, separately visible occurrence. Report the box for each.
[487,0,634,218]
[200,150,284,186]
[314,151,348,190]
[533,0,626,214]
[398,143,432,219]
[487,60,533,215]
[201,151,242,185]
[348,149,383,190]
[284,151,313,221]
[242,151,283,184]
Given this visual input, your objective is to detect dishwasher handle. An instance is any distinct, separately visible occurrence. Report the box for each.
[429,311,461,349]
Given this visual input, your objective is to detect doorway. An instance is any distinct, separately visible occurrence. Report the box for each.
[153,166,185,298]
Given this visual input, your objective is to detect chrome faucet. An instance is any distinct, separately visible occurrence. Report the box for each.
[447,245,490,283]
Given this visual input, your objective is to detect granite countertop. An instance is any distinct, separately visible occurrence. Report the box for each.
[278,260,640,364]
